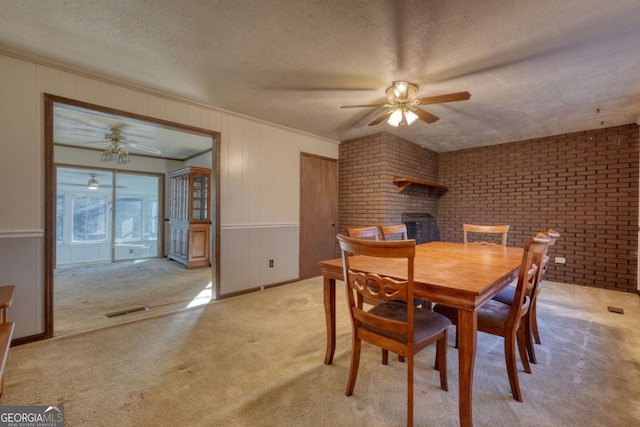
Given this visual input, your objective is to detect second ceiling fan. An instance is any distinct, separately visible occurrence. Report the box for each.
[341,81,471,127]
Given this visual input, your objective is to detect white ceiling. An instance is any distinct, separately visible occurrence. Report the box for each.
[1,0,640,152]
[53,104,213,160]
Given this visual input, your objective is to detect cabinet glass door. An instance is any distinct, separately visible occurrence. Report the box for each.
[192,175,208,221]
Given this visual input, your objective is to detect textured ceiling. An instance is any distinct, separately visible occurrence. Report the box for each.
[1,0,639,152]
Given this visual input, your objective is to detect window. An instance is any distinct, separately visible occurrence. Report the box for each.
[72,196,107,242]
[115,197,142,241]
[57,167,162,264]
[148,200,158,239]
[56,194,64,243]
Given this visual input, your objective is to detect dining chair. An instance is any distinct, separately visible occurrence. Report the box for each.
[349,225,394,361]
[463,223,510,246]
[380,223,432,338]
[434,234,551,402]
[337,234,451,427]
[493,230,561,363]
[347,226,380,240]
[379,224,408,240]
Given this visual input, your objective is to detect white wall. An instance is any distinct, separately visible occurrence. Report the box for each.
[0,52,339,339]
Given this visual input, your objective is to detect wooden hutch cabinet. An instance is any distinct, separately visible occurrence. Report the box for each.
[167,166,211,268]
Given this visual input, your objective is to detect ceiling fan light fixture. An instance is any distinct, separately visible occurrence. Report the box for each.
[116,147,130,164]
[387,108,419,127]
[388,108,404,127]
[404,109,419,125]
[387,81,419,103]
[100,142,131,164]
[101,147,115,162]
[87,174,99,190]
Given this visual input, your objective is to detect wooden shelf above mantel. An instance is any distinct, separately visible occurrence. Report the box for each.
[392,176,448,196]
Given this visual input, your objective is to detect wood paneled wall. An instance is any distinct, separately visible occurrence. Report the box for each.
[0,51,338,339]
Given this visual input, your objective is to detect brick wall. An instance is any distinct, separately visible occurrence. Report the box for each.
[338,124,639,292]
[438,124,639,292]
[338,132,439,236]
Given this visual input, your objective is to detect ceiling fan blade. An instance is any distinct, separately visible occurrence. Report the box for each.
[341,103,386,109]
[368,110,393,126]
[419,91,471,105]
[57,182,124,188]
[413,108,440,124]
[70,130,100,137]
[129,143,161,155]
[122,132,155,141]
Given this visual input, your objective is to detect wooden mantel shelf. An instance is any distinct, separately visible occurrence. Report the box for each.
[392,176,448,196]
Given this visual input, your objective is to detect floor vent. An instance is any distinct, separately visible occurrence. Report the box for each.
[105,306,149,318]
[607,306,624,315]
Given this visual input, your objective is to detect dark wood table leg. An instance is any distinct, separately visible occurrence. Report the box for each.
[458,309,478,427]
[323,276,336,365]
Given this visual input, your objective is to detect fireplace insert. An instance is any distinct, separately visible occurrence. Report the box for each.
[402,213,439,244]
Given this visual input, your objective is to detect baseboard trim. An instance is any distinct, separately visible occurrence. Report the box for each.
[217,278,300,300]
[11,332,46,347]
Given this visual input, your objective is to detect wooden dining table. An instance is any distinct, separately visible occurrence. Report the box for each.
[319,241,524,427]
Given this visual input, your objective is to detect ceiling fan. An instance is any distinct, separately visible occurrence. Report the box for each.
[78,128,161,164]
[341,81,471,127]
[102,128,161,165]
[103,128,161,154]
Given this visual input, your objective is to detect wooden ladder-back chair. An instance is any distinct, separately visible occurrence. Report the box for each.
[380,223,431,341]
[347,227,383,309]
[379,224,408,240]
[434,234,551,402]
[337,234,451,427]
[493,230,561,363]
[463,224,510,246]
[347,226,380,240]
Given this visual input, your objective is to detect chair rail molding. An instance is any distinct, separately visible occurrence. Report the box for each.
[0,230,45,239]
[221,223,299,230]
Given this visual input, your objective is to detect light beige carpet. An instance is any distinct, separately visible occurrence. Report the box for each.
[54,258,212,336]
[4,278,640,426]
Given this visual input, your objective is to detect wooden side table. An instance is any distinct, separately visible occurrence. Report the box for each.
[0,285,14,397]
[0,286,15,324]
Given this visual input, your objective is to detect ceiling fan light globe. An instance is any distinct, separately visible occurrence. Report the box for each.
[387,81,419,103]
[393,81,408,99]
[388,108,403,127]
[405,110,419,125]
[385,86,396,104]
[101,150,114,162]
[87,174,99,190]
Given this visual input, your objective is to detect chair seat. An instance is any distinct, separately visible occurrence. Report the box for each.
[366,302,452,342]
[433,298,529,329]
[494,283,539,306]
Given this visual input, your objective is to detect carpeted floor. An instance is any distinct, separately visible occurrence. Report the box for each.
[5,278,640,426]
[54,258,212,336]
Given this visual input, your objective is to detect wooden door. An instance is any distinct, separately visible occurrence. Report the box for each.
[299,153,338,279]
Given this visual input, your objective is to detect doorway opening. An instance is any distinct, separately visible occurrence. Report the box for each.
[44,94,221,338]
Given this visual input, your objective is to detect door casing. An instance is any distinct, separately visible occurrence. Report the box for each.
[44,93,221,339]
